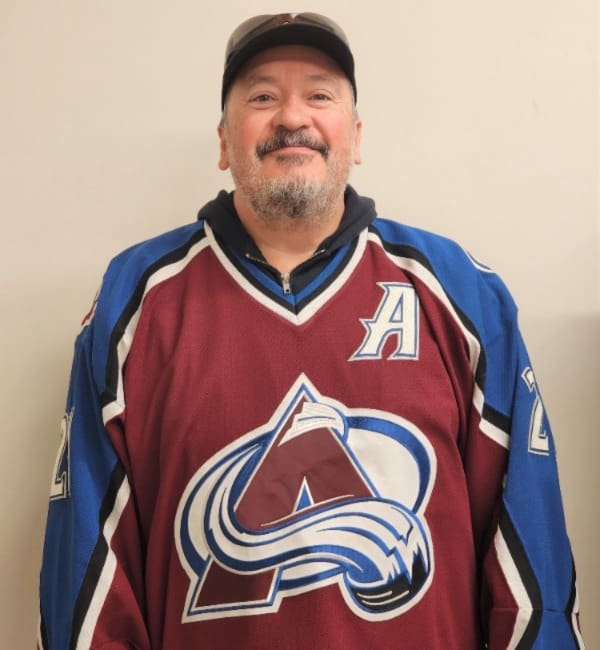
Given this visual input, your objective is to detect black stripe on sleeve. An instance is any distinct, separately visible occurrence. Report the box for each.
[482,403,511,436]
[39,610,49,649]
[498,507,543,649]
[69,462,127,649]
[565,555,583,648]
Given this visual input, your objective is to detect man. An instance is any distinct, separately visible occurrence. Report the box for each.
[38,13,584,649]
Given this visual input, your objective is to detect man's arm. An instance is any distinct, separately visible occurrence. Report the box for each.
[38,316,150,650]
[470,318,584,649]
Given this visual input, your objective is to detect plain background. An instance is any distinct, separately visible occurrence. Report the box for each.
[2,1,598,647]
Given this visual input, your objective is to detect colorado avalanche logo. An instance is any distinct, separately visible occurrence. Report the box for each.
[175,374,436,623]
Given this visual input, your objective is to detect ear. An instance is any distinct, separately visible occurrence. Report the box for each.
[353,119,363,165]
[217,124,229,170]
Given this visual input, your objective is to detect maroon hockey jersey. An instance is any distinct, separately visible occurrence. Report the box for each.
[39,190,583,649]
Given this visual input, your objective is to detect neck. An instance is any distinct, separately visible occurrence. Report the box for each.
[233,190,345,274]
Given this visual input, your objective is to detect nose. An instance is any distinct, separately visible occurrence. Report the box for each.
[273,94,311,132]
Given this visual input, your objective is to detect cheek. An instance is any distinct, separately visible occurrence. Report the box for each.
[228,113,270,149]
[228,133,259,165]
[319,115,358,152]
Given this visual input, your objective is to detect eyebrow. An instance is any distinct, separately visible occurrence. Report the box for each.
[242,72,342,86]
[242,73,278,86]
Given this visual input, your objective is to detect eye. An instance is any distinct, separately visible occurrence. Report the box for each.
[310,93,332,102]
[249,93,274,104]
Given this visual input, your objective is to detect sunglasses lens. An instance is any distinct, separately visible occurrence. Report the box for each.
[226,13,349,62]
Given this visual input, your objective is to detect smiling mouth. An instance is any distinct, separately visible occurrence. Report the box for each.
[271,146,316,155]
[270,149,318,166]
[257,132,329,160]
[262,146,325,165]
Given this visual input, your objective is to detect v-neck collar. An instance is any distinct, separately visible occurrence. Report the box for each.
[196,185,376,323]
[204,222,368,324]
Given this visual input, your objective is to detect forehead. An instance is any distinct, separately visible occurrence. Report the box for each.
[234,44,349,88]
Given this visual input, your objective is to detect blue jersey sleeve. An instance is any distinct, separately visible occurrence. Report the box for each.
[482,320,584,648]
[38,318,138,649]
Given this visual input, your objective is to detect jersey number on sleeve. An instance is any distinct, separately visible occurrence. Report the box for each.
[49,409,73,500]
[521,367,550,456]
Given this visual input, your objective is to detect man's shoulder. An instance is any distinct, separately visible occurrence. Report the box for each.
[369,217,472,264]
[108,220,208,276]
[88,220,208,334]
[368,216,518,330]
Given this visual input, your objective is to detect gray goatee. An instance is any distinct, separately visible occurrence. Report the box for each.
[249,176,334,220]
[246,130,343,222]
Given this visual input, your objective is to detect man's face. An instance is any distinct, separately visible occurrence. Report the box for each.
[218,45,362,222]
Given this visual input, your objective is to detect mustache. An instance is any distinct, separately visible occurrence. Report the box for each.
[256,131,329,160]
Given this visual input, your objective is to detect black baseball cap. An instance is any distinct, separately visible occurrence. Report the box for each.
[221,12,356,109]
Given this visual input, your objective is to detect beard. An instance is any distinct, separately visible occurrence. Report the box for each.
[227,129,354,224]
[245,172,343,221]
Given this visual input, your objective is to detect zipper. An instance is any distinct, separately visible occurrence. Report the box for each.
[245,252,272,269]
[245,248,328,296]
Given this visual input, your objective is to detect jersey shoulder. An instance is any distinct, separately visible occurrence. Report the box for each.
[370,217,526,418]
[369,216,518,341]
[102,220,208,304]
[80,220,208,394]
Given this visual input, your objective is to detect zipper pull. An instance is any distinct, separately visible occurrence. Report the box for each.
[281,272,292,294]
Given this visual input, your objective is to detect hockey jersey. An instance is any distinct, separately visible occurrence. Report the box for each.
[38,188,583,649]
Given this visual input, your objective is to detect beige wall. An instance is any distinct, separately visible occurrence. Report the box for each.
[2,1,597,647]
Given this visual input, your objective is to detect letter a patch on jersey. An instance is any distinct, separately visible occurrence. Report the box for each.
[350,282,419,360]
[175,374,436,623]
